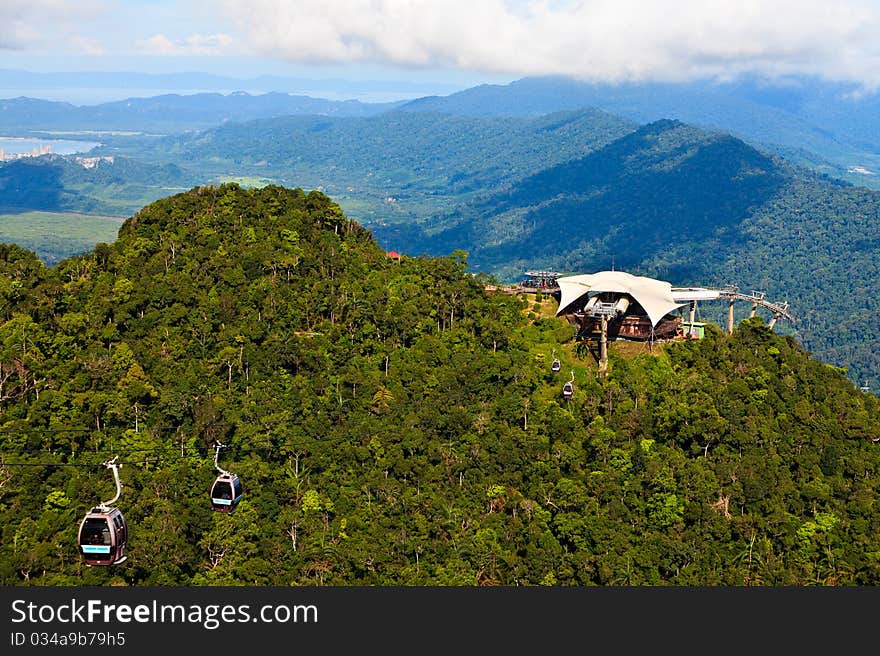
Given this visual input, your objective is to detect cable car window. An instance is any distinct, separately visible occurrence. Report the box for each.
[116,516,126,544]
[212,481,232,499]
[233,478,242,497]
[81,518,111,545]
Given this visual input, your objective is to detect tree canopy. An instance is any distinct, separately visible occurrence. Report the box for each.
[1,183,878,586]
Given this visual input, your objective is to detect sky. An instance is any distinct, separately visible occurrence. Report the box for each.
[2,0,880,102]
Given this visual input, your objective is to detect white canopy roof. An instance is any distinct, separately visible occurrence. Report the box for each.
[556,270,685,327]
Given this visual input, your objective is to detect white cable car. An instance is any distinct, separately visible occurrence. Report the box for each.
[210,442,242,513]
[77,457,127,566]
[562,371,574,400]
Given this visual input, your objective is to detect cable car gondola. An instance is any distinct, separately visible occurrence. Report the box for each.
[550,349,561,373]
[210,442,242,513]
[562,371,574,400]
[77,457,127,566]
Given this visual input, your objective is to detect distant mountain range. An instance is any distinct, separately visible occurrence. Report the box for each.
[398,75,880,190]
[3,72,877,188]
[0,92,401,134]
[401,119,789,276]
[115,107,635,221]
[0,68,467,103]
[108,107,880,388]
[1,72,879,387]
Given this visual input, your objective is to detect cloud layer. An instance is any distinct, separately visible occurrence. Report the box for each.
[0,0,105,50]
[220,0,880,87]
[139,33,235,56]
[4,0,880,89]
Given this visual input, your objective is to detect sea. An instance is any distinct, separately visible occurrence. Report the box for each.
[0,136,101,156]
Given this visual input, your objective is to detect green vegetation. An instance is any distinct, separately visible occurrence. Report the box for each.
[404,120,880,389]
[0,154,198,220]
[3,109,879,390]
[1,184,878,586]
[116,108,636,224]
[0,210,123,266]
[399,75,880,190]
[217,176,276,188]
[0,93,397,135]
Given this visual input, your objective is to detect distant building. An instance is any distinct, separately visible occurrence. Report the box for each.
[522,270,561,290]
[555,269,794,342]
[0,143,52,162]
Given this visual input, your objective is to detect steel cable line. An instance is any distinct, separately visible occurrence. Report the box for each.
[0,423,405,468]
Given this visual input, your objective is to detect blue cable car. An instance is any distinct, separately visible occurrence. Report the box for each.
[210,443,242,513]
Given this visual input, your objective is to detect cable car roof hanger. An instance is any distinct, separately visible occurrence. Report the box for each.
[96,456,122,511]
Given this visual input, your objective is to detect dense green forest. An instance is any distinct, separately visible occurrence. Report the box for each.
[1,184,878,586]
[0,154,197,216]
[97,108,635,222]
[389,120,880,389]
[3,109,879,389]
[399,75,880,189]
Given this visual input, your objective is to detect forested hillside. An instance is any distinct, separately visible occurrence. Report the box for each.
[400,75,880,189]
[407,119,788,274]
[100,108,636,222]
[5,108,879,388]
[393,119,880,389]
[1,184,879,586]
[0,154,197,216]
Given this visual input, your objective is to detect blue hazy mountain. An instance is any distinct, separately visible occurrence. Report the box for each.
[0,91,402,134]
[0,68,461,103]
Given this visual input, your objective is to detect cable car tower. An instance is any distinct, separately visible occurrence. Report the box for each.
[77,456,128,566]
[210,442,242,513]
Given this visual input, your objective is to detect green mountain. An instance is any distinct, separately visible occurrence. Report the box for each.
[0,153,198,216]
[382,119,880,389]
[98,108,636,222]
[404,119,788,273]
[399,75,880,189]
[1,183,878,586]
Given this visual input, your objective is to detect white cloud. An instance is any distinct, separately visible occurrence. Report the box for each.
[0,0,107,50]
[138,33,236,56]
[69,36,107,56]
[219,0,880,88]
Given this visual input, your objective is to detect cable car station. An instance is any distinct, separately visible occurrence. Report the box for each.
[547,269,795,373]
